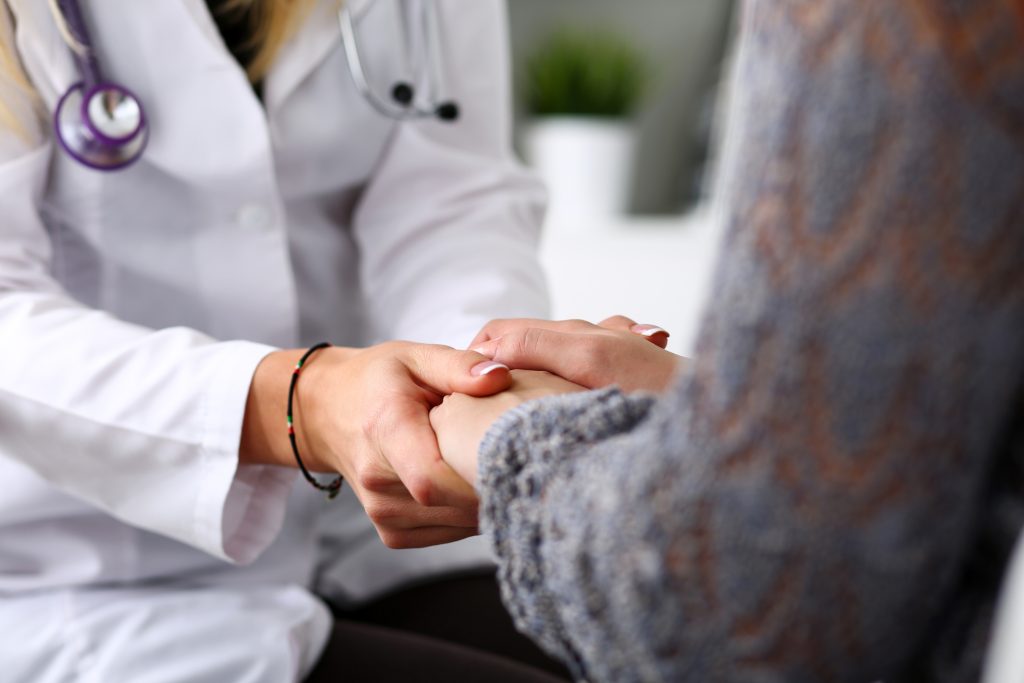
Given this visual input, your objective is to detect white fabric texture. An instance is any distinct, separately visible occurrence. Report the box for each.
[0,0,548,680]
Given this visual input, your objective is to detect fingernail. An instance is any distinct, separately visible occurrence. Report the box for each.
[631,324,670,338]
[471,361,509,377]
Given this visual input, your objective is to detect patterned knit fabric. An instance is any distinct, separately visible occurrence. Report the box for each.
[478,1,1024,681]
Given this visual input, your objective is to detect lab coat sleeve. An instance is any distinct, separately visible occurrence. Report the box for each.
[0,122,293,565]
[352,0,550,348]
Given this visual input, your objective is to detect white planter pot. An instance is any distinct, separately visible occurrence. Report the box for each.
[522,117,636,225]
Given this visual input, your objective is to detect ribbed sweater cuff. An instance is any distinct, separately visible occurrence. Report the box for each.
[478,387,655,674]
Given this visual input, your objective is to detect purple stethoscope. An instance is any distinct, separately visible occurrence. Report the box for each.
[53,0,147,171]
[54,0,459,172]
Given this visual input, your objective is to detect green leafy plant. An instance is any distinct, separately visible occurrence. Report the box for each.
[524,29,649,118]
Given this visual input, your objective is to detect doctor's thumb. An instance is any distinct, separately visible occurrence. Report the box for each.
[403,346,512,398]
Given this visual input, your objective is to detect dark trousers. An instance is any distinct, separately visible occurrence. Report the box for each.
[305,570,572,682]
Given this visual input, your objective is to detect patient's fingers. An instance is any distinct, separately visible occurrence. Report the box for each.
[472,328,613,389]
[469,318,598,348]
[597,316,670,349]
[474,325,683,392]
[473,317,670,352]
[597,315,639,331]
[631,324,670,349]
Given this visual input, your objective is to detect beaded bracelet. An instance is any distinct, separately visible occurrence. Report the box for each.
[287,342,343,499]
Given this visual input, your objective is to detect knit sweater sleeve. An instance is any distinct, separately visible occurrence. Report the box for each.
[477,1,1024,681]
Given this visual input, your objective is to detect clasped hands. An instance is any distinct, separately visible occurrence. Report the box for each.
[241,316,680,549]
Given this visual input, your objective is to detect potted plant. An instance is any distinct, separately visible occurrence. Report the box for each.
[521,29,648,223]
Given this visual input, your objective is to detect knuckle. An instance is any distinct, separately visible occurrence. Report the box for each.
[600,314,634,329]
[406,475,436,507]
[376,340,414,363]
[363,499,389,525]
[355,464,394,494]
[359,405,384,442]
[564,318,593,331]
[378,529,407,549]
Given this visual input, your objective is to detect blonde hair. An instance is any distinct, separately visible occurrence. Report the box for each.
[0,0,317,140]
[0,1,41,141]
[212,0,318,83]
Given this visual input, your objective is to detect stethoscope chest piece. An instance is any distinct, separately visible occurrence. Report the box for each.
[55,82,148,171]
[51,0,456,172]
[53,0,148,171]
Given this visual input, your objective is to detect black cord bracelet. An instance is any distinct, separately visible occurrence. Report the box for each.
[287,342,343,500]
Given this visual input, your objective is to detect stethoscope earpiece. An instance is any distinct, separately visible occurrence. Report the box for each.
[435,102,459,122]
[391,82,415,106]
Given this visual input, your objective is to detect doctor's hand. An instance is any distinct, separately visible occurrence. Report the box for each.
[469,316,685,393]
[429,370,587,488]
[241,343,511,548]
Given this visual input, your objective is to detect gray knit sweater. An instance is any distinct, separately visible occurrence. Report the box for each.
[477,1,1024,681]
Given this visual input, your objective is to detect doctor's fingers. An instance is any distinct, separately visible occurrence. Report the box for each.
[368,396,479,509]
[377,526,479,550]
[359,489,479,532]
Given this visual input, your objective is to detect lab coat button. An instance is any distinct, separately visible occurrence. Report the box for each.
[237,203,273,232]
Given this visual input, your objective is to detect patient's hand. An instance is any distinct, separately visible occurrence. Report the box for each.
[430,370,586,487]
[470,315,685,393]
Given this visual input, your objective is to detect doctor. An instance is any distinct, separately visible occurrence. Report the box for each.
[0,0,562,681]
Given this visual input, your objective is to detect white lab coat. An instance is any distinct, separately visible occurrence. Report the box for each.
[0,0,548,680]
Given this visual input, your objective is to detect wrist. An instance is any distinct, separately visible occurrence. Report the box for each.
[239,346,355,471]
[291,345,354,473]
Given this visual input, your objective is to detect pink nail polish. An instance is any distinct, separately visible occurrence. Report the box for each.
[632,324,670,337]
[471,361,509,377]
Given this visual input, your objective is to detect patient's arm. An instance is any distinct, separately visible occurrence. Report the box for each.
[430,370,586,485]
[463,0,1024,681]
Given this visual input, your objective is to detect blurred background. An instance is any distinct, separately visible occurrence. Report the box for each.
[508,0,736,215]
[505,0,738,354]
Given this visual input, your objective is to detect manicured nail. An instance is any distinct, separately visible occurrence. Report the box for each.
[631,324,670,338]
[471,361,509,377]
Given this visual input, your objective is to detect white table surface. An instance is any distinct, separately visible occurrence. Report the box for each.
[539,206,724,356]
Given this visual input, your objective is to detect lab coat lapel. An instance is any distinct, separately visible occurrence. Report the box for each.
[6,0,76,103]
[264,0,370,114]
[178,0,233,54]
[112,0,269,180]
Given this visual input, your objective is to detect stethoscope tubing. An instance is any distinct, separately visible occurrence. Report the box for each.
[339,1,458,122]
[54,0,460,172]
